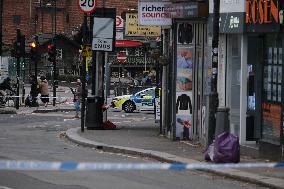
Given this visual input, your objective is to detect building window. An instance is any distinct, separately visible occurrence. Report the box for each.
[13,15,21,25]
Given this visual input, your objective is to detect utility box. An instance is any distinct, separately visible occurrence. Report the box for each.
[85,96,104,129]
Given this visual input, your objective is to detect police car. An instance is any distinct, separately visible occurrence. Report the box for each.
[111,87,155,113]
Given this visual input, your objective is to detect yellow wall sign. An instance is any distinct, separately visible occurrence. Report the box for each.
[125,13,161,37]
[82,46,91,58]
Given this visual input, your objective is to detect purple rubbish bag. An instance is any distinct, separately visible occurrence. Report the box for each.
[213,132,240,163]
[204,132,240,163]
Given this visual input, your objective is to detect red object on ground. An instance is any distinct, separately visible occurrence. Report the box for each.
[103,120,116,130]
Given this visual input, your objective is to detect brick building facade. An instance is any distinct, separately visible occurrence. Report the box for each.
[2,0,138,46]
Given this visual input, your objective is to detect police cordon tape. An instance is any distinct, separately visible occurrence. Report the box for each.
[0,95,72,99]
[0,160,284,171]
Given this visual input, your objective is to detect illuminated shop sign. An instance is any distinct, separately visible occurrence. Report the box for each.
[246,0,280,24]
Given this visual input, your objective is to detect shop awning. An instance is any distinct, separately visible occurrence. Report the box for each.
[115,40,143,47]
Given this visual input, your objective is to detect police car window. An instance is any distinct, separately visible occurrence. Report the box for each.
[144,89,154,96]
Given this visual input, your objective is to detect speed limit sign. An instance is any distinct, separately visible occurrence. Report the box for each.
[78,0,96,13]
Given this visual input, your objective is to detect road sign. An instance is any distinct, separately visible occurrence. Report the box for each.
[92,17,115,51]
[116,16,124,29]
[117,52,127,63]
[78,0,96,13]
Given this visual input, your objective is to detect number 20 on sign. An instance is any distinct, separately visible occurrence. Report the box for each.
[78,0,96,13]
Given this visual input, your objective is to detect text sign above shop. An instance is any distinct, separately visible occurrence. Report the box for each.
[138,0,172,26]
[245,0,281,32]
[209,0,245,13]
[165,1,208,19]
[165,2,198,18]
[246,0,280,25]
[125,13,161,37]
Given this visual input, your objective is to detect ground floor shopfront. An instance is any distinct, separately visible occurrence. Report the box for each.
[218,33,284,160]
[161,20,208,141]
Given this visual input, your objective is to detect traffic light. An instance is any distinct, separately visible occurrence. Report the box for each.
[47,43,56,62]
[29,41,38,61]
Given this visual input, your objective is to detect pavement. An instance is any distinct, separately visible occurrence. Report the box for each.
[64,111,284,189]
[1,86,284,188]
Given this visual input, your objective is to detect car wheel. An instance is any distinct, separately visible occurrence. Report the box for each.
[123,101,135,113]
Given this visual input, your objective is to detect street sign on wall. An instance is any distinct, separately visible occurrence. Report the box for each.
[116,16,124,29]
[92,17,115,51]
[78,0,96,13]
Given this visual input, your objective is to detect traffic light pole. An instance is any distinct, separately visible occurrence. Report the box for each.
[80,13,88,132]
[16,55,20,109]
[52,0,57,106]
[15,29,22,110]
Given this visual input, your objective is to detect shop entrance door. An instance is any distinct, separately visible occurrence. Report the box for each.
[246,36,263,141]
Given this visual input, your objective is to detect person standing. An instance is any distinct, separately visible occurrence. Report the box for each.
[30,75,39,107]
[74,79,82,118]
[39,76,49,107]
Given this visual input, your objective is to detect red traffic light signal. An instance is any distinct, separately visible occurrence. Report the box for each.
[47,43,56,62]
[47,43,53,49]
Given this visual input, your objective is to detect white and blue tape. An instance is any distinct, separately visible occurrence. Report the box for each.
[0,160,283,171]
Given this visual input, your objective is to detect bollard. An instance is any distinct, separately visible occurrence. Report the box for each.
[215,106,230,138]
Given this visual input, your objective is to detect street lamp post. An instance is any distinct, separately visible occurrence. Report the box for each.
[207,0,220,147]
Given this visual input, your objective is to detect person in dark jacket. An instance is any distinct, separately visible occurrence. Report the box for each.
[29,75,39,107]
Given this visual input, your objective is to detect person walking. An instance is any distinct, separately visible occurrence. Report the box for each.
[29,75,39,107]
[73,79,82,118]
[39,76,49,107]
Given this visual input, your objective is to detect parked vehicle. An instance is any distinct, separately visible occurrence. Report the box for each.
[111,87,156,113]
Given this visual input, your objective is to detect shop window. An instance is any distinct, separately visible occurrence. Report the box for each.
[13,15,21,25]
[261,34,283,144]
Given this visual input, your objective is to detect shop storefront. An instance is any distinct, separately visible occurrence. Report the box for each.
[164,1,208,140]
[245,0,284,159]
[214,0,284,159]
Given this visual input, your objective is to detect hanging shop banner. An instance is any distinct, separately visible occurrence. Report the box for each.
[175,44,194,140]
[138,0,172,26]
[125,13,161,37]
